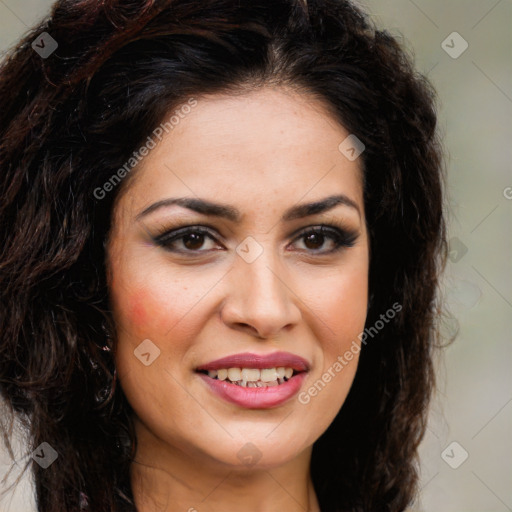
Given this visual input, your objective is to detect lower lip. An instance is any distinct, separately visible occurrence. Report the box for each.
[198,372,307,409]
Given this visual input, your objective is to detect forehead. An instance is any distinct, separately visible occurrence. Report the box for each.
[116,87,364,221]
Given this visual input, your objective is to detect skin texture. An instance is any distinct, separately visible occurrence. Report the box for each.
[106,86,369,512]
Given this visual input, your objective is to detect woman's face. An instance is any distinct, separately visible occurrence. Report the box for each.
[107,87,369,471]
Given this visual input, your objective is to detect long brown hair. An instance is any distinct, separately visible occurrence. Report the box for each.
[0,1,447,510]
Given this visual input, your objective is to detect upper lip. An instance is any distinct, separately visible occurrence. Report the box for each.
[196,351,310,372]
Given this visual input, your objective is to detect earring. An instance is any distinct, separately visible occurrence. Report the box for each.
[94,321,116,407]
[79,491,89,510]
[94,367,117,408]
[101,320,113,352]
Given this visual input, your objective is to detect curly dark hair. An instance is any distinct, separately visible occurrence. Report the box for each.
[0,0,447,510]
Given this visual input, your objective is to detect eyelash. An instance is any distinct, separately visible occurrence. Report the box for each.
[152,223,358,256]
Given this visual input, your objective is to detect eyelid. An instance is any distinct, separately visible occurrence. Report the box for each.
[151,221,359,254]
[152,224,223,244]
[290,224,359,251]
[289,221,355,238]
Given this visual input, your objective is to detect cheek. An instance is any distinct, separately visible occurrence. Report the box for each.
[128,291,150,326]
[109,266,212,369]
[112,285,157,333]
[315,265,368,351]
[297,270,367,439]
[114,287,179,344]
[109,257,183,338]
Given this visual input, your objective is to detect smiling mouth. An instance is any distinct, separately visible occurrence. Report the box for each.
[197,367,301,387]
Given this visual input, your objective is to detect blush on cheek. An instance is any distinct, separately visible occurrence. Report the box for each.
[127,289,152,327]
[124,288,172,337]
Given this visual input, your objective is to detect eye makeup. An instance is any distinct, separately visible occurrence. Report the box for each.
[149,221,359,257]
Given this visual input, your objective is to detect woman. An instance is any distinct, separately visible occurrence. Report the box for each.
[0,0,447,510]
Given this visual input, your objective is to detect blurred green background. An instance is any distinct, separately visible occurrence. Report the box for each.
[0,1,511,511]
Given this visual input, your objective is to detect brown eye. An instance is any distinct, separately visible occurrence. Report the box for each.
[303,232,325,250]
[292,226,358,254]
[182,232,207,250]
[154,226,221,254]
[153,224,358,256]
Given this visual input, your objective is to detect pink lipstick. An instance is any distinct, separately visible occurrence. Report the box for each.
[196,351,309,409]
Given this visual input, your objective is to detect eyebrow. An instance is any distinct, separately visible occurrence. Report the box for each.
[135,194,361,222]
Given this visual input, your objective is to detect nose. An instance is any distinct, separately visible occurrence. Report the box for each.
[220,248,302,340]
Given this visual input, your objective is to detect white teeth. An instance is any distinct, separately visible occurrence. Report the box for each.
[276,367,286,379]
[227,368,241,381]
[260,368,278,382]
[204,366,296,385]
[241,368,260,382]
